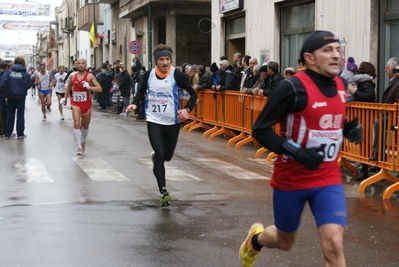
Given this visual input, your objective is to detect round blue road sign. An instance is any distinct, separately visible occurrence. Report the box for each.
[128,40,142,54]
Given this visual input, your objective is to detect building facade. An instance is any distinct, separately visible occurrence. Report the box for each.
[41,0,399,99]
[211,0,399,100]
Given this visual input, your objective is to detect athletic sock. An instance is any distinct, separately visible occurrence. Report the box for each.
[251,234,263,251]
[81,128,89,143]
[73,129,82,148]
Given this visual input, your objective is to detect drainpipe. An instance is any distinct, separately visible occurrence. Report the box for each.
[93,0,97,68]
[148,4,152,70]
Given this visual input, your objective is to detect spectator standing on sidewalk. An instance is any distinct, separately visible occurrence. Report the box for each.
[131,66,145,119]
[368,57,399,162]
[118,62,131,117]
[97,65,112,110]
[0,57,31,139]
[125,44,197,207]
[239,31,362,267]
[194,65,213,92]
[0,61,8,136]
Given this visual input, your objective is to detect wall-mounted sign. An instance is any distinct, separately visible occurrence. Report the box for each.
[219,0,243,14]
[0,3,50,16]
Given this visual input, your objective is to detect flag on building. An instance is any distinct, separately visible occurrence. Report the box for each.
[89,22,97,47]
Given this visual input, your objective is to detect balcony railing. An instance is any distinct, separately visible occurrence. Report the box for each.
[77,3,102,31]
[97,0,118,5]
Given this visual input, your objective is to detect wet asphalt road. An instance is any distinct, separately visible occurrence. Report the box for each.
[0,93,398,267]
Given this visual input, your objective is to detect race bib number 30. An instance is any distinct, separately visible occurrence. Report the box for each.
[307,129,343,162]
[73,91,87,102]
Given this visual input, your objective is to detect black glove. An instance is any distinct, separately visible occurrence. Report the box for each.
[282,140,325,170]
[343,117,362,144]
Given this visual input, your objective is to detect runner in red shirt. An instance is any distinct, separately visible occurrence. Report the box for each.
[61,58,102,155]
[239,31,362,267]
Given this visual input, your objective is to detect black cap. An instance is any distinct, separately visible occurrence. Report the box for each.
[300,31,339,62]
[210,62,218,72]
[259,65,268,72]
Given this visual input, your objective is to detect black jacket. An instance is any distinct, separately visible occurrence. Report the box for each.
[119,70,132,97]
[352,80,375,102]
[268,72,284,90]
[197,71,213,91]
[243,70,257,89]
[219,73,240,91]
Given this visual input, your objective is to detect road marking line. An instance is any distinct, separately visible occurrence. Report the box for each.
[137,158,203,181]
[197,158,270,180]
[73,158,129,181]
[14,158,54,183]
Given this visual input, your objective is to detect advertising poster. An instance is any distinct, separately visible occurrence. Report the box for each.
[0,3,50,16]
[260,49,270,65]
[0,20,49,31]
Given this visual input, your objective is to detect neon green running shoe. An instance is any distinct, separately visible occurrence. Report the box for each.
[160,190,171,207]
[239,223,264,267]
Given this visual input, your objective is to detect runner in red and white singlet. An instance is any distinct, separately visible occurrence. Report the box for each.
[61,58,102,156]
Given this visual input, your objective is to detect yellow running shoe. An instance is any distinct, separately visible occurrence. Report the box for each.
[239,223,264,267]
[160,189,171,207]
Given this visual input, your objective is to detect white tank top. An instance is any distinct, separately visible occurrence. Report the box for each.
[38,72,51,91]
[145,67,181,125]
[54,72,67,93]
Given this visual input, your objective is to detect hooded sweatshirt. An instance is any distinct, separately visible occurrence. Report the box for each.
[0,64,31,98]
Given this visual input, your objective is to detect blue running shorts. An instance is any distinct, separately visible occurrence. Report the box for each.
[273,184,347,233]
[38,89,51,96]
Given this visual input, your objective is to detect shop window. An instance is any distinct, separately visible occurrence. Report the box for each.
[380,0,399,93]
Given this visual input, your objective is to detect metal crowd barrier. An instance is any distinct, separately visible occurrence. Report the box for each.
[181,90,399,199]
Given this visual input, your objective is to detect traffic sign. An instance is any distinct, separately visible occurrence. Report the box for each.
[128,40,142,54]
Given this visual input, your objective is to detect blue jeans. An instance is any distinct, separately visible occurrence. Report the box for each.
[122,96,130,111]
[5,96,26,137]
[372,116,388,152]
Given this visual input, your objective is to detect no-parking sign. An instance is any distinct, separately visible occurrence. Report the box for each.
[128,40,142,54]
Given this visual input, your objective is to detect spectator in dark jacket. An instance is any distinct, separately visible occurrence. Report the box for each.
[0,57,31,139]
[346,61,377,181]
[131,66,145,119]
[194,65,213,91]
[242,57,258,91]
[210,62,219,87]
[0,61,8,136]
[247,65,269,96]
[347,61,376,102]
[133,57,142,71]
[215,68,240,91]
[263,61,284,96]
[97,66,112,109]
[118,63,132,116]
